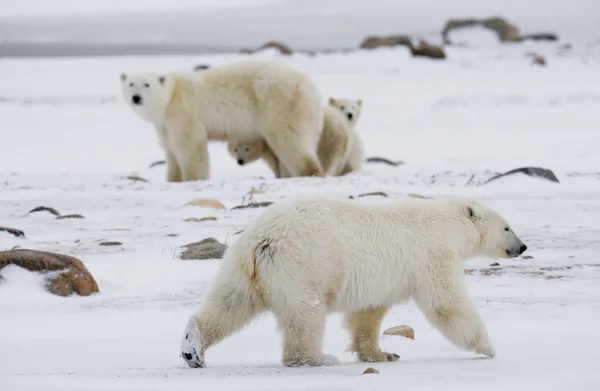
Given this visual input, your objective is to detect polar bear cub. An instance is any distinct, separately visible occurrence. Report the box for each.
[180,196,527,368]
[228,97,364,177]
[120,60,325,182]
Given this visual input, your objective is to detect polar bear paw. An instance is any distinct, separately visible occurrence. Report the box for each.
[360,351,400,363]
[475,344,496,358]
[180,316,205,368]
[284,353,341,367]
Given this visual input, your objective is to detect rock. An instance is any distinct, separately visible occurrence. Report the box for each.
[56,214,85,220]
[186,198,227,210]
[247,188,266,195]
[362,367,380,375]
[489,262,501,267]
[519,33,558,42]
[442,17,520,44]
[0,226,25,237]
[365,157,404,166]
[99,241,122,246]
[360,35,413,49]
[184,217,217,223]
[254,41,293,55]
[531,55,547,66]
[180,238,228,260]
[193,64,211,71]
[231,201,273,210]
[0,249,99,296]
[357,192,389,198]
[521,255,534,259]
[28,206,60,216]
[482,167,559,185]
[407,193,434,199]
[123,175,149,183]
[148,160,166,168]
[464,269,474,275]
[382,325,415,340]
[410,40,446,59]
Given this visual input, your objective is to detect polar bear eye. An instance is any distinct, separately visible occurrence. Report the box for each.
[129,82,134,87]
[340,106,345,110]
[504,227,510,232]
[144,83,150,88]
[245,147,250,152]
[234,148,238,152]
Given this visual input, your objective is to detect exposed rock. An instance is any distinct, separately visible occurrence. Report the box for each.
[184,217,217,223]
[180,238,228,260]
[365,157,404,166]
[464,269,474,275]
[531,55,547,66]
[407,193,434,199]
[482,167,559,185]
[0,249,99,296]
[123,175,149,183]
[0,226,25,237]
[193,64,211,71]
[360,35,413,49]
[489,262,501,267]
[382,325,415,340]
[519,33,558,42]
[231,201,273,210]
[99,241,122,246]
[442,17,520,44]
[185,198,227,210]
[357,192,389,198]
[362,367,380,375]
[56,214,85,220]
[149,160,166,168]
[251,41,293,55]
[29,206,60,216]
[410,40,446,59]
[521,255,534,259]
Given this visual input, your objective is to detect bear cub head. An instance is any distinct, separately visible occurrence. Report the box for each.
[227,139,269,166]
[329,97,363,127]
[120,73,170,123]
[464,200,527,259]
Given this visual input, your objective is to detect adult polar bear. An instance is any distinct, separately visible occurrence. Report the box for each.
[121,60,325,182]
[180,196,528,368]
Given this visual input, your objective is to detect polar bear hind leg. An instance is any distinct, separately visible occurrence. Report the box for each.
[345,306,400,362]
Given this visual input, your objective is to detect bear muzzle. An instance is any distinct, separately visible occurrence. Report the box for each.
[347,113,354,120]
[132,95,142,105]
[237,159,245,166]
[506,244,527,258]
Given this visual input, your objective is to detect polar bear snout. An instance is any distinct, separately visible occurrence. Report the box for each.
[237,159,245,165]
[131,95,142,105]
[506,243,527,258]
[347,112,354,120]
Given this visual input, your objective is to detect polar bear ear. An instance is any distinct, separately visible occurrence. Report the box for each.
[357,99,363,107]
[465,202,483,222]
[158,76,166,85]
[120,73,127,82]
[328,97,336,105]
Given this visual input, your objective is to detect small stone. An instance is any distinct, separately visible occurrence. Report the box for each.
[165,234,178,237]
[231,201,273,210]
[362,367,380,375]
[186,198,226,210]
[521,255,534,259]
[123,175,149,183]
[99,241,122,246]
[357,192,388,198]
[180,238,228,260]
[149,160,166,168]
[464,269,474,275]
[382,325,415,340]
[489,262,501,267]
[0,226,25,237]
[407,193,434,199]
[56,214,84,220]
[365,157,403,166]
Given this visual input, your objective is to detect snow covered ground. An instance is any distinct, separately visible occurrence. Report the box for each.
[1,30,600,391]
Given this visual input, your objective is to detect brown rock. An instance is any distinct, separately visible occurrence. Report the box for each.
[531,55,547,66]
[442,17,520,44]
[180,238,228,260]
[231,201,273,210]
[362,367,380,375]
[410,40,446,59]
[0,226,25,237]
[255,41,293,55]
[464,269,474,275]
[382,325,415,340]
[193,64,211,71]
[360,35,413,49]
[184,217,217,223]
[29,206,60,216]
[148,160,166,168]
[521,255,534,259]
[365,157,404,166]
[407,193,434,199]
[0,249,99,296]
[99,241,122,246]
[123,175,149,183]
[357,192,389,198]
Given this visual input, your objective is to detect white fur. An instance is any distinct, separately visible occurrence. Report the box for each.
[121,60,325,182]
[180,196,527,368]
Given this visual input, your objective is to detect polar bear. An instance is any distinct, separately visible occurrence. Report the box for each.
[120,60,325,182]
[180,196,527,368]
[228,97,364,177]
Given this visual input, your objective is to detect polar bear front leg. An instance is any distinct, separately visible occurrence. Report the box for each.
[345,306,399,362]
[171,132,210,182]
[413,264,496,358]
[165,150,182,182]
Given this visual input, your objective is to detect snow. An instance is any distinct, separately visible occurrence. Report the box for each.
[2,12,600,391]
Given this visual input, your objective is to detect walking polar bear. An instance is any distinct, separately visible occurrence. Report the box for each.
[180,196,527,368]
[228,97,365,177]
[120,60,325,182]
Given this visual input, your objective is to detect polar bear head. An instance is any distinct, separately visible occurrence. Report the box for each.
[464,200,527,259]
[329,97,363,127]
[120,73,171,123]
[227,140,269,166]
